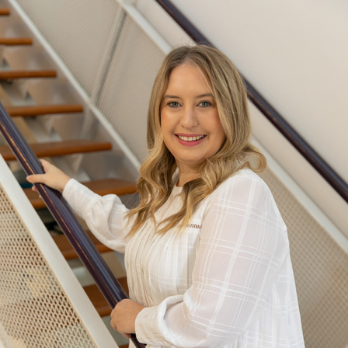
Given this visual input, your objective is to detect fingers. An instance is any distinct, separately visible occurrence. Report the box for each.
[25,160,71,192]
[110,300,142,337]
[110,316,131,338]
[110,306,116,327]
[26,159,51,184]
[39,159,51,172]
[30,185,42,199]
[110,311,118,332]
[27,174,48,185]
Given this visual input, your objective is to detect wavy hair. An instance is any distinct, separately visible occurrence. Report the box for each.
[126,45,266,235]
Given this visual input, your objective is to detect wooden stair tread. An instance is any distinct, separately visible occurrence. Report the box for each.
[25,178,137,209]
[84,279,129,317]
[0,37,33,45]
[0,9,10,16]
[0,70,57,79]
[85,178,137,196]
[5,104,83,117]
[53,230,113,260]
[0,139,112,161]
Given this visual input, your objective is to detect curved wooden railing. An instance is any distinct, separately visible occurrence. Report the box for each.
[0,102,145,348]
[155,0,348,204]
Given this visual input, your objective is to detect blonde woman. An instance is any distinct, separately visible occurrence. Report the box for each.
[27,45,305,347]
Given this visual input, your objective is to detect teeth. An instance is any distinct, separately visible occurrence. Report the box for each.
[178,135,205,141]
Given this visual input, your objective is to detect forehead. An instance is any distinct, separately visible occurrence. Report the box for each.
[165,63,212,94]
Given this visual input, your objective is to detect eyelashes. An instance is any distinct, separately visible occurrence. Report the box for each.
[166,100,213,108]
[167,101,180,108]
[198,101,212,107]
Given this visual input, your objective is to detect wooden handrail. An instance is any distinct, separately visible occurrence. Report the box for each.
[0,70,57,79]
[53,230,113,260]
[0,37,33,45]
[6,104,83,117]
[84,279,129,317]
[0,102,145,348]
[155,0,348,204]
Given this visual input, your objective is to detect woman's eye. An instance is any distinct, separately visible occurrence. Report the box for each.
[198,101,212,107]
[168,101,180,108]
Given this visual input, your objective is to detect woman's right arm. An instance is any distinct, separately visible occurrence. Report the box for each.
[27,159,131,253]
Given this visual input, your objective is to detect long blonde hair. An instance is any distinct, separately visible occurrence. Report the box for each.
[127,45,266,235]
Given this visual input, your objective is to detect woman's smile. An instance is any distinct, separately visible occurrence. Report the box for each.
[175,133,207,146]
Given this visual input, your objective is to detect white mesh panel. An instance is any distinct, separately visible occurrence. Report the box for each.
[0,187,98,347]
[96,14,165,162]
[261,168,348,348]
[13,0,121,95]
[0,155,118,348]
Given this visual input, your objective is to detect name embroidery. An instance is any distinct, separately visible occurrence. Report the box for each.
[187,223,201,229]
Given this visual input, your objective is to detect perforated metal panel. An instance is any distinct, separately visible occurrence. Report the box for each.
[14,0,121,95]
[0,155,118,348]
[261,168,348,348]
[96,14,165,162]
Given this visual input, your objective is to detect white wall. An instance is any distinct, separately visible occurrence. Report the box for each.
[135,0,348,235]
[161,0,348,183]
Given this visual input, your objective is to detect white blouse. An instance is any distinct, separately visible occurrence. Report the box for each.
[63,169,305,348]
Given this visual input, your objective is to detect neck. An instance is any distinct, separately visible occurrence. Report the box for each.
[176,165,201,187]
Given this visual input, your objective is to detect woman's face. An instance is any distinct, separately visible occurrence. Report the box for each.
[160,63,226,173]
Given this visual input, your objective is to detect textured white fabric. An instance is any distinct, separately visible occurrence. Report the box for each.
[63,169,305,348]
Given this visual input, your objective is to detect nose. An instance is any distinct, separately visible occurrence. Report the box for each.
[180,106,198,129]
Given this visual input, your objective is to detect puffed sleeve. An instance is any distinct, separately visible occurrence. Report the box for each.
[135,172,288,346]
[62,178,131,253]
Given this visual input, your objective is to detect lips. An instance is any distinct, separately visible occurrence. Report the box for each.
[176,135,206,142]
[175,134,207,146]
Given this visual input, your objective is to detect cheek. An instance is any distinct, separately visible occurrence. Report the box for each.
[211,116,227,150]
[160,109,168,135]
[160,116,171,148]
[160,112,173,135]
[211,113,225,137]
[151,111,165,147]
[217,122,226,139]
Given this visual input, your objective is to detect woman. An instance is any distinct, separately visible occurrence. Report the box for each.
[27,45,305,347]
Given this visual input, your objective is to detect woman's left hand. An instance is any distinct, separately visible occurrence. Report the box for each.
[110,299,145,338]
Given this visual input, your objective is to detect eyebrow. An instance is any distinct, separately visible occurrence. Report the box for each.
[163,93,214,99]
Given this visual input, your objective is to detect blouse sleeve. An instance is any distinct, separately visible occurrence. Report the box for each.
[135,173,288,347]
[62,178,130,253]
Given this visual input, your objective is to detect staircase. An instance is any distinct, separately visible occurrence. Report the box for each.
[2,1,348,348]
[0,5,136,348]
